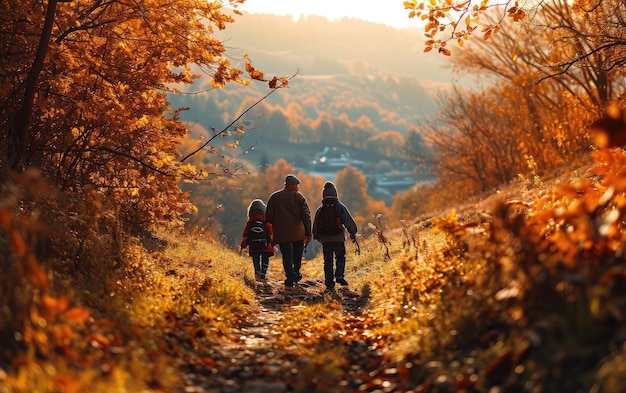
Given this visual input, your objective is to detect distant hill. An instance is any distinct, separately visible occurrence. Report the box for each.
[168,12,454,172]
[216,13,453,84]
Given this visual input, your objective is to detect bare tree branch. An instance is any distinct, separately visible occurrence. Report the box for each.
[180,70,298,163]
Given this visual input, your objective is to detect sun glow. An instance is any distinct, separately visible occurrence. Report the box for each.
[234,0,416,30]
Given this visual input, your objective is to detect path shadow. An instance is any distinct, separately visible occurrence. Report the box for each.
[338,283,371,315]
[244,275,372,315]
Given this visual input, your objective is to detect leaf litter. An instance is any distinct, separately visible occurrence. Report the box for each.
[171,273,394,393]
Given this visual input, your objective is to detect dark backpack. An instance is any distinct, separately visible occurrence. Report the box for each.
[318,200,343,235]
[247,219,269,251]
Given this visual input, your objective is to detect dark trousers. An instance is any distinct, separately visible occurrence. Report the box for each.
[250,251,270,277]
[278,240,304,280]
[322,241,346,288]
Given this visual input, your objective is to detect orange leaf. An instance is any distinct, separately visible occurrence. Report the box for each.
[0,210,10,228]
[52,324,76,342]
[54,374,81,393]
[64,307,90,324]
[484,349,514,376]
[43,295,69,314]
[199,357,218,367]
[87,333,111,348]
[25,255,48,291]
[10,231,27,256]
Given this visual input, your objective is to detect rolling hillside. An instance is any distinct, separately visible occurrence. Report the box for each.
[168,13,455,173]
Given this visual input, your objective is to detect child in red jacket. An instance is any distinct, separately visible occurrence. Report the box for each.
[240,199,274,281]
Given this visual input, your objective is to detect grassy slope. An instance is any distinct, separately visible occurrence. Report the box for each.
[3,150,626,392]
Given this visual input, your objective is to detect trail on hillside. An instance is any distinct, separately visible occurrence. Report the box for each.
[176,277,398,393]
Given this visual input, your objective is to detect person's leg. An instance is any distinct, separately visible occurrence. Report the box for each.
[292,240,304,282]
[322,243,335,289]
[278,242,297,285]
[260,252,270,280]
[251,252,261,280]
[334,242,348,285]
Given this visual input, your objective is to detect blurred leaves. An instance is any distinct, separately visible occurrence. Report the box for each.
[389,146,626,392]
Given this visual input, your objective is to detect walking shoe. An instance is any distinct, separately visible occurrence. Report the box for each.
[285,279,294,287]
[294,273,303,283]
[336,278,349,286]
[254,272,261,281]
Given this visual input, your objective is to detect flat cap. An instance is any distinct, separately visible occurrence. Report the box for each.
[285,174,301,184]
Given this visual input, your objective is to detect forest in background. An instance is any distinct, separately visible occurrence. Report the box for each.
[168,13,446,166]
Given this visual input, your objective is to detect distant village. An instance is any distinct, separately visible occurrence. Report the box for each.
[302,146,432,205]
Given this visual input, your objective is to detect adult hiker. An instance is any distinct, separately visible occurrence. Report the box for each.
[312,181,358,291]
[266,174,312,287]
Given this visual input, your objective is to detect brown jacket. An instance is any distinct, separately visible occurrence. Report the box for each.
[265,187,312,244]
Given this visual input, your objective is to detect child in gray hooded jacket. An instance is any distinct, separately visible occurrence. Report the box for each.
[312,182,358,290]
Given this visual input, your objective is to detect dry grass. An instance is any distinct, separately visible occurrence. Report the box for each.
[345,150,626,392]
[273,149,626,392]
[115,229,254,331]
[0,186,256,393]
[3,149,626,392]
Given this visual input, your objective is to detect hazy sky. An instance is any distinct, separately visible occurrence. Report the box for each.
[235,0,416,30]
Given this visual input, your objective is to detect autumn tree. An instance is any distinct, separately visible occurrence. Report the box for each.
[391,182,445,222]
[421,79,593,195]
[404,0,626,73]
[365,130,405,158]
[403,125,433,170]
[426,85,524,194]
[402,0,612,196]
[335,165,387,234]
[450,3,625,113]
[0,0,285,232]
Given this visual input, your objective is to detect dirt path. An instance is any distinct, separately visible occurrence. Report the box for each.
[178,278,378,393]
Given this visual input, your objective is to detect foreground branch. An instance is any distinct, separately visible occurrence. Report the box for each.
[180,71,298,163]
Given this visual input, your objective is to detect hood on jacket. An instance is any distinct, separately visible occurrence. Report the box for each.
[247,199,266,217]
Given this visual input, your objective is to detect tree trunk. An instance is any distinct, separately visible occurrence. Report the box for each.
[9,0,58,172]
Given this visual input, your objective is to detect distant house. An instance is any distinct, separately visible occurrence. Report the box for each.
[310,146,365,170]
[367,175,434,204]
[374,175,417,192]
